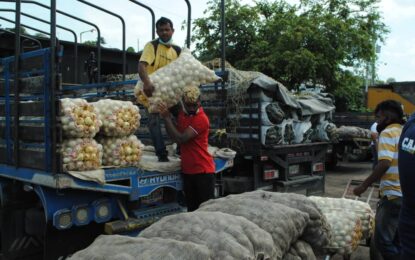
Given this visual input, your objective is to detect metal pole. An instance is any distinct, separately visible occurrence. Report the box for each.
[78,0,126,81]
[0,17,50,36]
[128,0,155,40]
[220,0,225,73]
[14,0,102,83]
[0,9,78,83]
[184,0,191,48]
[0,28,42,51]
[13,0,21,167]
[50,0,57,173]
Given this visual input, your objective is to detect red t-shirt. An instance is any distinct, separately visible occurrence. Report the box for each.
[177,107,215,174]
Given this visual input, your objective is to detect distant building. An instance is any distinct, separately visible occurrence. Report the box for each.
[0,30,141,84]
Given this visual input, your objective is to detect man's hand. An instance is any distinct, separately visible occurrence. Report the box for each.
[353,184,368,196]
[158,103,171,118]
[143,81,155,97]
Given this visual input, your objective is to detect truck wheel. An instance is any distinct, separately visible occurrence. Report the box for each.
[369,235,383,260]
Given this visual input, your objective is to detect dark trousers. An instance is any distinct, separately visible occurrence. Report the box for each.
[399,205,415,260]
[182,173,215,212]
[374,196,402,260]
[147,103,181,157]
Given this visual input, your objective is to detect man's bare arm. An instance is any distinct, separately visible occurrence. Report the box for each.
[138,61,154,97]
[353,159,391,196]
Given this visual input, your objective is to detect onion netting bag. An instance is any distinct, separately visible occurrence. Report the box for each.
[198,196,310,259]
[139,211,277,260]
[233,191,331,251]
[309,196,374,239]
[61,138,103,171]
[60,98,101,138]
[134,48,221,112]
[68,235,212,260]
[321,212,363,255]
[92,99,141,137]
[98,135,144,167]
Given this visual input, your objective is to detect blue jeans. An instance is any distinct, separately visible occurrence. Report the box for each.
[148,112,167,157]
[374,196,401,259]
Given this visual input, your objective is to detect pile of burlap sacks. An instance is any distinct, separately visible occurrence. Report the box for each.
[69,191,374,260]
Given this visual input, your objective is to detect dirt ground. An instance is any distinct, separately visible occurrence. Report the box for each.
[323,160,374,260]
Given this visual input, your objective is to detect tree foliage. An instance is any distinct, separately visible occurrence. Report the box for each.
[83,36,106,46]
[193,0,388,111]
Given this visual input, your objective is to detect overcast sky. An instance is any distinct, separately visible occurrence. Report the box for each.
[0,0,414,82]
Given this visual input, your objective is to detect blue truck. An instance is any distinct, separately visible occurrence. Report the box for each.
[0,14,232,260]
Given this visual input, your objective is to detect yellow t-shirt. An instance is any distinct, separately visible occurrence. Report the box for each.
[139,41,179,74]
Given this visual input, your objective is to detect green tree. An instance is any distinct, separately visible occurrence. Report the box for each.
[83,36,106,46]
[126,46,135,53]
[193,0,388,111]
[34,32,48,38]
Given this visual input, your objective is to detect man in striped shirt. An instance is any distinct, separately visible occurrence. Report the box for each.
[354,100,405,260]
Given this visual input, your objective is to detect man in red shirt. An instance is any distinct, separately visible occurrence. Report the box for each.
[158,86,215,211]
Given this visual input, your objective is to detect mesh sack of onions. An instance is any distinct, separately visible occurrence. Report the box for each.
[98,135,144,167]
[309,197,366,255]
[61,138,103,171]
[309,196,374,239]
[134,48,221,112]
[322,212,363,255]
[60,98,102,138]
[92,99,141,137]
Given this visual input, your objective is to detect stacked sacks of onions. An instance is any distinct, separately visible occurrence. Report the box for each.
[92,99,140,137]
[60,98,102,138]
[134,48,220,112]
[61,138,103,171]
[93,99,144,167]
[60,98,103,171]
[97,135,144,167]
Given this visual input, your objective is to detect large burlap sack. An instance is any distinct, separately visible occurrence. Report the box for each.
[68,235,212,260]
[134,48,220,112]
[283,240,316,260]
[60,98,102,138]
[198,196,310,259]
[233,191,331,252]
[139,211,277,260]
[92,99,141,137]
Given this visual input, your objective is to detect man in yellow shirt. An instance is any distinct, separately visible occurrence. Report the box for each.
[354,100,405,260]
[138,17,181,162]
